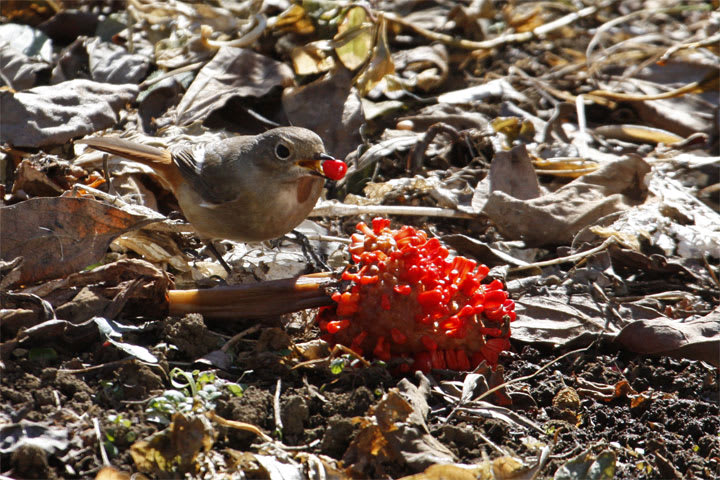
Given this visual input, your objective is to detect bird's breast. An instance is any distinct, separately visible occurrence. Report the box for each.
[175,177,324,242]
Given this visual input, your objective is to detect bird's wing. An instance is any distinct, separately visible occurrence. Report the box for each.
[172,143,248,206]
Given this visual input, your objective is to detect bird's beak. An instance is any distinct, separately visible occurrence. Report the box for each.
[297,153,338,178]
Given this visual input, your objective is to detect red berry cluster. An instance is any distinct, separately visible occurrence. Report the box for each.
[317,218,516,372]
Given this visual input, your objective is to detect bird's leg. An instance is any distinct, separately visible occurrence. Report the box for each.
[205,241,233,275]
[289,230,331,272]
[101,153,118,197]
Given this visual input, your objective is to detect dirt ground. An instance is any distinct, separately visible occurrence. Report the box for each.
[1,1,719,479]
[2,313,718,478]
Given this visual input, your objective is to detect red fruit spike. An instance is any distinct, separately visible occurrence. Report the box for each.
[459,277,481,297]
[483,308,504,322]
[360,275,379,285]
[431,349,446,369]
[487,279,504,290]
[393,284,412,295]
[331,292,342,302]
[418,315,433,325]
[476,264,490,279]
[421,335,438,351]
[372,217,391,234]
[390,327,407,344]
[457,350,470,370]
[445,349,459,370]
[440,315,461,331]
[481,338,510,364]
[418,289,443,310]
[326,320,350,334]
[322,159,347,180]
[470,351,486,368]
[423,237,441,253]
[414,352,432,373]
[342,271,359,282]
[381,294,391,310]
[484,289,507,310]
[373,336,391,361]
[336,303,359,316]
[351,331,368,354]
[458,305,475,317]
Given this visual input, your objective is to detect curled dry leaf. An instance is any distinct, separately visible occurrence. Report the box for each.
[0,196,162,286]
[0,79,138,147]
[344,381,456,476]
[283,67,365,159]
[174,46,294,125]
[615,307,720,367]
[482,155,651,246]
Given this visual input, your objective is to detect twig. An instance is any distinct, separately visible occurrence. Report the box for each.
[508,237,616,274]
[384,2,614,51]
[659,32,720,64]
[273,378,283,439]
[207,411,273,442]
[93,418,110,467]
[139,61,205,89]
[310,203,475,220]
[221,324,262,352]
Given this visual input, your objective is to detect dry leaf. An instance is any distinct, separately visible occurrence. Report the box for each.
[482,155,651,246]
[283,67,365,159]
[0,79,137,147]
[0,196,160,285]
[175,46,294,125]
[615,307,720,366]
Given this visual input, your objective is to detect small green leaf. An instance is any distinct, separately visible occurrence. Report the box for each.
[330,358,345,374]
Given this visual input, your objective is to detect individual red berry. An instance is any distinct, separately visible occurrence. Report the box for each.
[321,159,347,180]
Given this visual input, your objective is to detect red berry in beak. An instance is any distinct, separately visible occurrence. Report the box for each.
[321,159,347,180]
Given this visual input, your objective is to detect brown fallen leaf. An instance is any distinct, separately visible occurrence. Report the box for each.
[615,307,720,366]
[130,413,215,476]
[0,79,138,148]
[344,379,456,476]
[0,196,161,286]
[174,46,294,126]
[482,155,651,246]
[283,67,365,159]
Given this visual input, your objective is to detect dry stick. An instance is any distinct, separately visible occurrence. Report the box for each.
[659,32,720,64]
[586,4,710,87]
[139,61,204,89]
[384,1,614,51]
[473,347,591,404]
[273,378,283,439]
[221,324,262,352]
[168,272,337,319]
[508,237,616,274]
[207,411,273,442]
[310,203,475,220]
[93,418,110,467]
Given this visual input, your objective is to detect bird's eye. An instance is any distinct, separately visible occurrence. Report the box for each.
[275,143,291,159]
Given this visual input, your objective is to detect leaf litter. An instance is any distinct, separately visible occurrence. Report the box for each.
[0,1,718,478]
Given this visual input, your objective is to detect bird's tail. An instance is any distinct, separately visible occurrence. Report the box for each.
[77,137,173,166]
[75,136,182,188]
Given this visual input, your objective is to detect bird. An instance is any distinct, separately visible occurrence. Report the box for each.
[77,127,346,270]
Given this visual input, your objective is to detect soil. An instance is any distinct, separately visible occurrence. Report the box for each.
[1,317,717,479]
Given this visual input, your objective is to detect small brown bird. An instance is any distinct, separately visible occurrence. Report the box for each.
[77,127,346,244]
